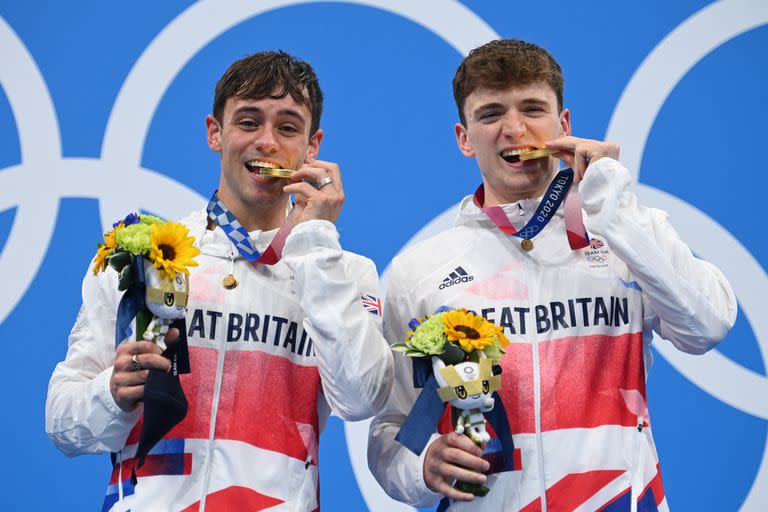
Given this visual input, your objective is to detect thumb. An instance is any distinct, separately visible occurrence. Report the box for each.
[165,327,180,346]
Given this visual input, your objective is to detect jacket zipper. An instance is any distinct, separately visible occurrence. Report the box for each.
[198,248,235,511]
[523,250,548,511]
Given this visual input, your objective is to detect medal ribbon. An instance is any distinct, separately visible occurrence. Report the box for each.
[206,191,295,265]
[473,168,589,250]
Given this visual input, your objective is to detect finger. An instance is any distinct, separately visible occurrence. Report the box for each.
[312,160,343,191]
[135,352,173,372]
[544,135,581,151]
[296,160,342,192]
[165,327,180,346]
[574,151,590,181]
[550,149,574,169]
[442,447,490,472]
[121,352,171,373]
[114,384,145,406]
[432,479,476,502]
[283,181,320,197]
[119,340,164,356]
[291,166,327,183]
[114,368,150,386]
[445,433,485,458]
[436,462,488,486]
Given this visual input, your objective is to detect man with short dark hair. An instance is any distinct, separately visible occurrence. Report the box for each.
[46,50,393,511]
[368,39,735,511]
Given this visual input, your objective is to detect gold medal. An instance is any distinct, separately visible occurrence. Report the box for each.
[519,148,556,161]
[259,168,293,178]
[521,239,534,252]
[222,274,238,289]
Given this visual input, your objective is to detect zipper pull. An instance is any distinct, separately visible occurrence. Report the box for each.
[637,417,644,432]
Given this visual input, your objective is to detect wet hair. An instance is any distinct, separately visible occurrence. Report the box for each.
[453,39,563,125]
[212,50,323,135]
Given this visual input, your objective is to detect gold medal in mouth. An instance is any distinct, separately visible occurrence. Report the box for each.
[246,160,294,179]
[501,147,556,163]
[519,148,556,161]
[258,167,294,178]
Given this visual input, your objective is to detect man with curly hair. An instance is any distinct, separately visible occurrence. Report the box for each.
[368,39,735,511]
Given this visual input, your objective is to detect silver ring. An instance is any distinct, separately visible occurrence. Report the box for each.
[316,176,333,189]
[131,354,142,372]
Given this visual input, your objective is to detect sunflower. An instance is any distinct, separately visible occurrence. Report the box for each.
[92,226,120,275]
[149,221,200,277]
[493,324,510,348]
[441,308,499,352]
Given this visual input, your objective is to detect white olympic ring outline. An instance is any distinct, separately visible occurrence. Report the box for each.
[0,0,765,510]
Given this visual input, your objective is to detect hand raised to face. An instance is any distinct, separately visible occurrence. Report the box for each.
[282,160,345,225]
[546,136,620,181]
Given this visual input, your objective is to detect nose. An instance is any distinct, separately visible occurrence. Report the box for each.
[501,112,526,139]
[253,126,279,154]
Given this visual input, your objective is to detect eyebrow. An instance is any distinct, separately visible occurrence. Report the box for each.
[232,106,307,123]
[472,97,552,119]
[472,102,506,120]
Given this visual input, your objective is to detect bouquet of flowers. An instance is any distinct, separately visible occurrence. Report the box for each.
[93,212,200,483]
[93,212,200,348]
[394,308,509,497]
[392,307,508,364]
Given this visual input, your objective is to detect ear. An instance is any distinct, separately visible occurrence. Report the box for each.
[559,108,571,137]
[206,115,222,152]
[455,122,475,158]
[305,128,324,163]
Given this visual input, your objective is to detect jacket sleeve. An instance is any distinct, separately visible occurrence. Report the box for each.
[282,220,393,421]
[367,259,442,508]
[45,267,141,456]
[580,158,737,354]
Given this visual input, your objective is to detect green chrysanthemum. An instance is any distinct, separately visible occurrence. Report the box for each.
[408,315,448,355]
[116,222,153,255]
[139,214,164,226]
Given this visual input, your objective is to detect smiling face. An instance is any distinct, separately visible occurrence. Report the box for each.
[455,82,570,206]
[206,92,322,226]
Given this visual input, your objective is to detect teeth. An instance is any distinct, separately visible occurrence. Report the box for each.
[246,160,279,169]
[501,147,538,158]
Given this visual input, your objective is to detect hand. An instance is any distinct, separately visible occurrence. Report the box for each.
[109,328,178,411]
[283,160,344,225]
[546,136,620,182]
[423,432,489,501]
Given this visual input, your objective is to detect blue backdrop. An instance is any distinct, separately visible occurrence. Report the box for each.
[0,1,765,510]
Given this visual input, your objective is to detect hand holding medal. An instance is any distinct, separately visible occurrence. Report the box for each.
[282,159,344,225]
[544,136,620,182]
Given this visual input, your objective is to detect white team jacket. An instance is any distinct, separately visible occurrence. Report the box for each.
[46,211,393,512]
[368,158,736,511]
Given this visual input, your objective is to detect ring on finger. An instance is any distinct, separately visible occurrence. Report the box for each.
[131,354,142,372]
[316,176,333,189]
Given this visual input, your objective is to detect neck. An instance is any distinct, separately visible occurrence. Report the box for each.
[218,194,289,232]
[482,179,553,207]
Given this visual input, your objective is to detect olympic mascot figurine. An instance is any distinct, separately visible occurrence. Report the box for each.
[432,356,499,445]
[142,259,189,351]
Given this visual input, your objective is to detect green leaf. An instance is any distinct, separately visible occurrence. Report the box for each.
[391,344,409,353]
[117,264,135,291]
[404,349,428,357]
[483,343,505,362]
[440,341,466,365]
[108,250,133,272]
